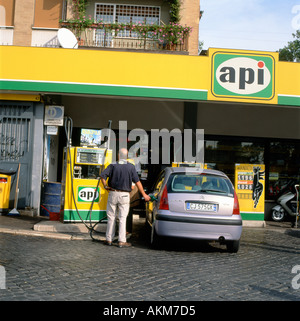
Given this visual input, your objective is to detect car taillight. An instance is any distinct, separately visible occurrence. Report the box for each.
[233,191,240,215]
[0,177,7,183]
[159,185,169,210]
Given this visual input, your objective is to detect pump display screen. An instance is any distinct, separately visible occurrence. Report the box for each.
[75,148,105,165]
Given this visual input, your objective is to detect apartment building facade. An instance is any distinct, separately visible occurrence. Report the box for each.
[0,0,200,55]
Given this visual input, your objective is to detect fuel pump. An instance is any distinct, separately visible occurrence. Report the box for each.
[61,146,112,223]
[61,117,112,225]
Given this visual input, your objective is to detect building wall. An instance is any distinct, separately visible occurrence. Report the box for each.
[2,0,63,46]
[13,0,35,46]
[31,0,64,47]
[180,0,200,55]
[5,0,199,54]
[31,103,44,211]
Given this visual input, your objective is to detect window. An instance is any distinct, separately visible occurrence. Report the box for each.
[204,135,300,201]
[268,141,300,198]
[167,173,234,196]
[34,0,63,28]
[0,0,14,26]
[95,4,160,25]
[94,3,160,46]
[205,139,265,182]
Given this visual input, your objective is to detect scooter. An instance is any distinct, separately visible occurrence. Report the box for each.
[271,184,299,222]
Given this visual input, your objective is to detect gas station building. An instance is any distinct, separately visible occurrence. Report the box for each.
[0,44,300,225]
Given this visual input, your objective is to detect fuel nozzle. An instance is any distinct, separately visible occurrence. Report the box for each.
[141,195,157,202]
[150,195,157,202]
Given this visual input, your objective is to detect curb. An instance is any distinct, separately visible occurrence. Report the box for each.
[0,227,91,240]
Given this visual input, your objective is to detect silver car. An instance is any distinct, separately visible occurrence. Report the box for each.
[145,167,242,252]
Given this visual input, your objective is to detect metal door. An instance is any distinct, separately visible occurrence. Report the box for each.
[0,102,33,209]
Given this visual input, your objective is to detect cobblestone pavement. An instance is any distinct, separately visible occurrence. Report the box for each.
[0,219,300,302]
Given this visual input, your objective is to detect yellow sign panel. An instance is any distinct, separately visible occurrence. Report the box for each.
[0,94,41,101]
[0,46,209,101]
[1,46,300,106]
[208,48,278,104]
[235,164,265,221]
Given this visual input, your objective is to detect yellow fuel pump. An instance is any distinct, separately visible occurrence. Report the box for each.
[62,146,112,223]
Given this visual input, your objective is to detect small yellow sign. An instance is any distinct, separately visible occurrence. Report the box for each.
[235,164,265,221]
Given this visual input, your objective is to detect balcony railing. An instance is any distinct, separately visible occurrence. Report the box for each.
[59,22,190,52]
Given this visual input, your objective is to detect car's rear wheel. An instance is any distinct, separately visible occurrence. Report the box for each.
[226,240,240,253]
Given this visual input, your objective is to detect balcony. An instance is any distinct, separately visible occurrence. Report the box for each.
[0,27,14,45]
[58,21,191,53]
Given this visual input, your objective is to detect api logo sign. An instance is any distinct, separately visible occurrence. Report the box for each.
[211,52,275,100]
[77,187,99,203]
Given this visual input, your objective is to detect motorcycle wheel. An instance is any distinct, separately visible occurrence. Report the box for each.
[271,208,285,222]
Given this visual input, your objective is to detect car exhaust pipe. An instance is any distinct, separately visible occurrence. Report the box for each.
[219,236,225,244]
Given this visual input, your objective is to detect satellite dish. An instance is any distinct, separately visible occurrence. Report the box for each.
[57,28,78,49]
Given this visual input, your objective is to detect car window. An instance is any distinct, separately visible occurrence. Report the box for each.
[167,173,234,196]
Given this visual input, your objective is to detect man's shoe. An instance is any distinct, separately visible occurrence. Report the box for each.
[118,242,132,248]
[104,240,112,246]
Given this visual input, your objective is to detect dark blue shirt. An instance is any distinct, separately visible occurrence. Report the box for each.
[100,161,140,192]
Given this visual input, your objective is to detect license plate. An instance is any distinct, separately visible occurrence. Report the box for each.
[186,202,217,212]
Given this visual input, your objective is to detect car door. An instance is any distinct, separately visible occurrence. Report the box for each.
[146,170,165,226]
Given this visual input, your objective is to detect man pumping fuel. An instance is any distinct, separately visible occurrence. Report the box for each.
[100,148,151,248]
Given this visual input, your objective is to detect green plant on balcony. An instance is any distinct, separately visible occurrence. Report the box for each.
[71,0,88,20]
[60,20,192,49]
[163,0,181,23]
[158,22,192,49]
[60,0,191,50]
[66,0,91,37]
